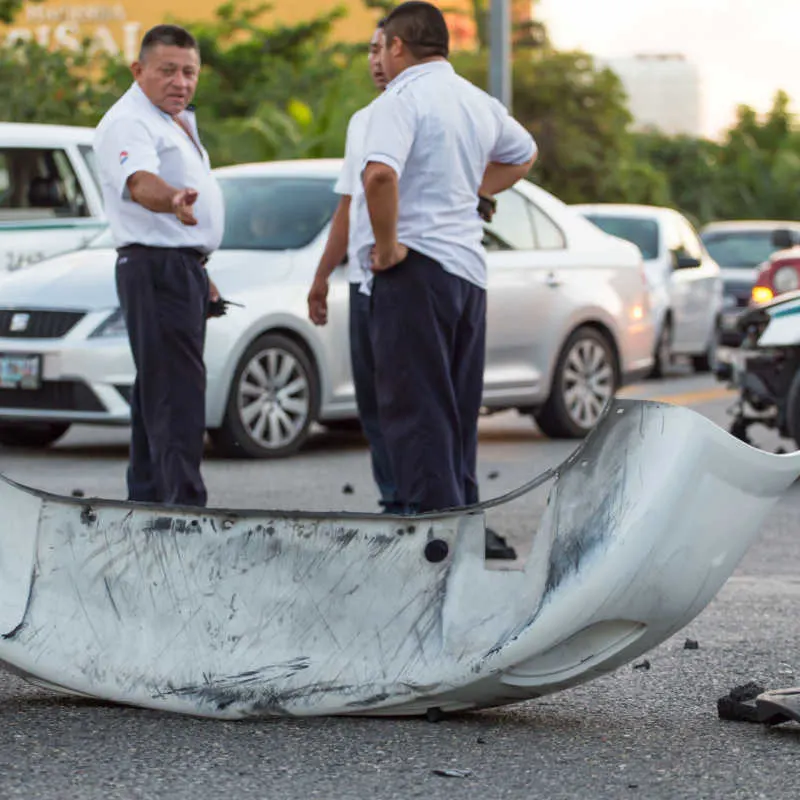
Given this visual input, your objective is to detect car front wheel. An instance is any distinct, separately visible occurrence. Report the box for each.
[209,333,319,458]
[534,326,618,439]
[0,422,71,448]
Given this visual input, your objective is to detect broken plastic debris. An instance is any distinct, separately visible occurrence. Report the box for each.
[432,769,473,779]
[756,688,800,726]
[717,682,765,723]
[633,659,650,671]
[487,470,500,480]
[683,639,699,650]
[341,484,354,495]
[71,489,85,498]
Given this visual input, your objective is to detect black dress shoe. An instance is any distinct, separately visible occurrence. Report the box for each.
[485,527,517,560]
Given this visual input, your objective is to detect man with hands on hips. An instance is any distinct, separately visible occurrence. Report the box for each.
[362,2,538,524]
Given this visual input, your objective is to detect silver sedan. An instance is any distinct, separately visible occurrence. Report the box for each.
[0,159,654,457]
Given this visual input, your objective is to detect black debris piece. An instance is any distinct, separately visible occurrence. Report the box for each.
[487,470,500,480]
[775,447,787,455]
[476,736,487,745]
[342,484,354,495]
[717,682,765,723]
[683,639,699,650]
[426,707,444,723]
[633,659,651,671]
[432,769,473,779]
[730,682,765,702]
[71,489,85,498]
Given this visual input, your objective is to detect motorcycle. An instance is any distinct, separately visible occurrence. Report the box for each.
[716,289,800,449]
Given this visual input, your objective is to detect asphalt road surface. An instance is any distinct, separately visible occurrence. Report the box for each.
[0,368,798,800]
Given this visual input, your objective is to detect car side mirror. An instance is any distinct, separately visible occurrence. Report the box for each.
[772,229,794,250]
[675,254,702,269]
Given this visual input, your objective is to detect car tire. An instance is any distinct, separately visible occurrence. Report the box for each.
[786,367,800,450]
[534,326,618,439]
[208,333,319,459]
[0,422,70,449]
[649,318,672,380]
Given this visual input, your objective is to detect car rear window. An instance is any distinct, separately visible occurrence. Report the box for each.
[582,214,659,260]
[701,231,780,268]
[218,176,338,251]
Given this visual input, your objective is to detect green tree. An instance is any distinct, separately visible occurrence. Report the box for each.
[454,48,667,204]
[0,39,110,125]
[0,0,38,24]
[632,91,800,225]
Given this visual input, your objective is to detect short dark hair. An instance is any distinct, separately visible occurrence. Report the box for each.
[139,24,199,62]
[383,2,449,60]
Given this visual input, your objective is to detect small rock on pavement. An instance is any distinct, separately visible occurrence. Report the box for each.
[432,769,473,779]
[341,483,354,494]
[684,638,699,650]
[487,470,500,480]
[633,659,651,671]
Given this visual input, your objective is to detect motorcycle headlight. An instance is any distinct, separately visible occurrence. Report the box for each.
[90,308,127,339]
[773,266,800,294]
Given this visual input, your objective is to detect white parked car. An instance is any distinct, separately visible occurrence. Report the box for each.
[0,123,105,273]
[573,203,723,376]
[0,160,654,456]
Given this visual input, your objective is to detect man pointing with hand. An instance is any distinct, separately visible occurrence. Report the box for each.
[94,24,224,507]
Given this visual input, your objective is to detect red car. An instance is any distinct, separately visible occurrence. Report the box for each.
[752,232,800,304]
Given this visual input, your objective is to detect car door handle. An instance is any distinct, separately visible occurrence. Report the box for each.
[545,272,562,288]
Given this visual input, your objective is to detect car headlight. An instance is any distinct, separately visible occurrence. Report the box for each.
[90,308,128,338]
[773,266,800,294]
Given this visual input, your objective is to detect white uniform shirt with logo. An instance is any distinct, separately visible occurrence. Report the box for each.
[360,61,536,290]
[334,101,376,284]
[93,83,225,254]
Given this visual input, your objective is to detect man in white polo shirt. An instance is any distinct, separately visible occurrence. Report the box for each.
[307,21,401,512]
[93,24,224,507]
[362,1,537,515]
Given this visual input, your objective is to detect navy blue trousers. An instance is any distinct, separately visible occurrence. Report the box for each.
[349,283,399,511]
[116,245,209,507]
[369,249,486,513]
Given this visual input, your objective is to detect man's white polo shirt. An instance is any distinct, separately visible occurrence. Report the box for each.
[334,101,376,284]
[360,61,536,290]
[93,83,225,254]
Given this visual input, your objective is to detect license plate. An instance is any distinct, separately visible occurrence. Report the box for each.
[0,354,42,390]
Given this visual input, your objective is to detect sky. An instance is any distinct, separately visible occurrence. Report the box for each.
[537,0,799,138]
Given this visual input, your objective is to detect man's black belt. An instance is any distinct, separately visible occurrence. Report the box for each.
[117,244,209,265]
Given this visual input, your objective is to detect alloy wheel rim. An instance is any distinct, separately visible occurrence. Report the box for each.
[562,338,615,430]
[237,347,310,449]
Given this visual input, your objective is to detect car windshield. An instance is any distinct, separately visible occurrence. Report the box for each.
[701,230,781,268]
[218,176,338,251]
[87,175,339,252]
[581,214,659,260]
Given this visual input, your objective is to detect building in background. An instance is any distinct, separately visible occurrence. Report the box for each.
[0,0,493,61]
[597,53,703,137]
